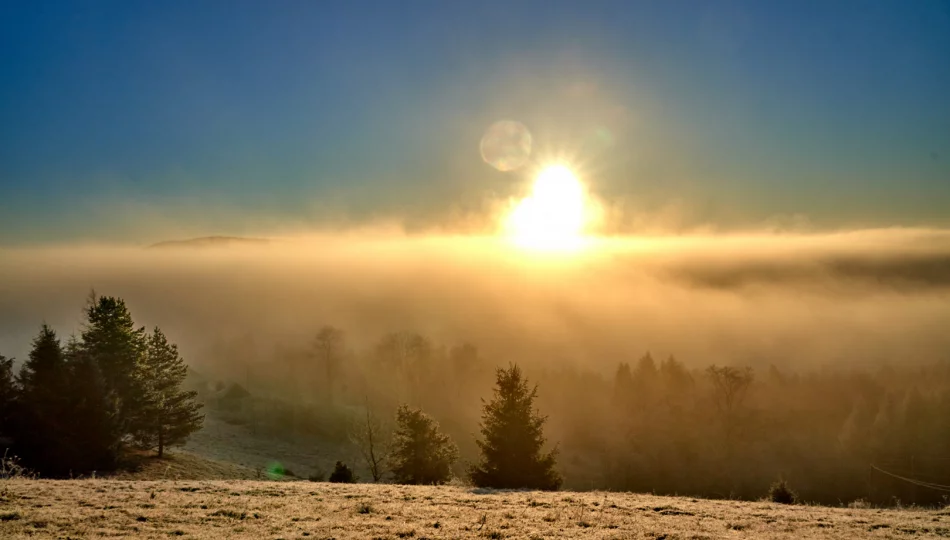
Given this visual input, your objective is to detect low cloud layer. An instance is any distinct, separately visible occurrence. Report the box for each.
[1,228,948,375]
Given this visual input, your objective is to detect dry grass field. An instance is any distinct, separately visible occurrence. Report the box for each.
[2,479,949,539]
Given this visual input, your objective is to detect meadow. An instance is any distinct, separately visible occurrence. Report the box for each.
[2,478,949,539]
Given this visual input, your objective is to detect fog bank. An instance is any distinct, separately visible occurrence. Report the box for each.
[1,228,948,374]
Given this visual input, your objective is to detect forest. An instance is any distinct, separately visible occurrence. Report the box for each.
[192,323,950,507]
[0,294,204,475]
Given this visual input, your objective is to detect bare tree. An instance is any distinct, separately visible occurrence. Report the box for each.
[349,398,390,482]
[706,365,754,463]
[312,326,344,405]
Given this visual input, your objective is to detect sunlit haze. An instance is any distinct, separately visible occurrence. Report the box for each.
[2,2,950,514]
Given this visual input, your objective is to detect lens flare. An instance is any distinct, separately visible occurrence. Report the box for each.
[266,461,287,480]
[480,120,532,172]
[506,165,588,251]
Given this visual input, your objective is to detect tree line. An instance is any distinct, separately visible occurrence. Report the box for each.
[0,294,203,476]
[6,298,950,505]
[205,326,950,505]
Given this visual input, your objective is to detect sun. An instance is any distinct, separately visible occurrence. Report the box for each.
[506,165,589,251]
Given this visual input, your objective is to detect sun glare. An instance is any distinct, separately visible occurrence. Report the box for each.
[506,165,589,251]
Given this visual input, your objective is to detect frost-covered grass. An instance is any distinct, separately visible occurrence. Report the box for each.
[1,480,948,539]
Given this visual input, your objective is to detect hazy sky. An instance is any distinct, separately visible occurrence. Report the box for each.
[1,1,948,243]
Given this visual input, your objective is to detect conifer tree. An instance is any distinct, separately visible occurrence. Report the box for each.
[80,294,148,441]
[389,404,457,485]
[16,325,71,474]
[136,328,204,457]
[0,354,16,443]
[64,336,120,472]
[469,364,561,490]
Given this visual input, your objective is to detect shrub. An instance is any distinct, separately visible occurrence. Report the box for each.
[357,502,373,514]
[768,478,798,504]
[308,467,327,482]
[0,451,33,480]
[329,461,356,483]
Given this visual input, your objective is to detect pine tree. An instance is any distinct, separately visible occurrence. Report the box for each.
[80,294,148,443]
[63,337,120,472]
[389,405,457,485]
[469,364,561,490]
[612,362,633,409]
[136,328,204,457]
[0,354,16,444]
[15,325,71,474]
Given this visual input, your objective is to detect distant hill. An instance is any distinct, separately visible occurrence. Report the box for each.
[147,236,270,249]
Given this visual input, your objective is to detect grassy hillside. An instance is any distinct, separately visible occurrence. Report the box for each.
[180,412,348,481]
[108,451,262,481]
[1,480,947,539]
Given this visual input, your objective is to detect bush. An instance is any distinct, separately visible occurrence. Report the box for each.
[329,461,356,483]
[356,502,373,514]
[768,478,798,504]
[0,451,33,480]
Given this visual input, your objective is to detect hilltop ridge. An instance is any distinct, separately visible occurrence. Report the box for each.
[147,236,270,249]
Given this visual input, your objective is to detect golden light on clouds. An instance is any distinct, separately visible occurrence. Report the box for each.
[505,165,591,252]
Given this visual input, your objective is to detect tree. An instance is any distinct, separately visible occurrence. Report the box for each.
[63,337,120,472]
[136,328,204,458]
[80,294,148,441]
[632,352,659,406]
[312,326,344,405]
[17,326,67,396]
[469,364,561,490]
[349,398,389,482]
[660,355,693,395]
[375,332,431,402]
[0,354,17,446]
[706,365,754,473]
[328,461,356,483]
[389,405,457,485]
[612,362,633,409]
[15,325,71,474]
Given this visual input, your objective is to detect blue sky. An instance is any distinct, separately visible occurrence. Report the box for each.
[1,1,948,243]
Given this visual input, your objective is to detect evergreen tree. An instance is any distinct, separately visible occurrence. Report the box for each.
[389,404,457,485]
[632,352,659,406]
[611,362,633,409]
[63,337,120,472]
[469,364,561,490]
[80,294,148,442]
[0,354,16,444]
[15,325,71,474]
[136,328,204,457]
[328,461,356,483]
